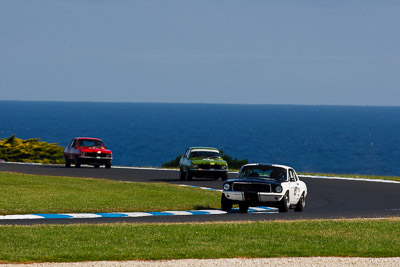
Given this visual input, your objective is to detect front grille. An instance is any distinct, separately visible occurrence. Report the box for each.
[198,164,222,170]
[86,153,109,158]
[232,183,271,192]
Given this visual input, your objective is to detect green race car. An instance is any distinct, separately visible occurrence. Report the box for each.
[179,147,229,181]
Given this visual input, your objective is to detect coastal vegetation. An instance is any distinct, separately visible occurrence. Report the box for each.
[0,135,64,164]
[161,155,181,168]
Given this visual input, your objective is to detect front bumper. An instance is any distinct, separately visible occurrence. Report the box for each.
[78,156,112,165]
[222,191,284,203]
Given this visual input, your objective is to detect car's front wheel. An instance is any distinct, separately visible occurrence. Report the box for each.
[179,169,185,180]
[65,158,71,168]
[221,194,232,211]
[185,171,192,181]
[74,160,81,168]
[239,203,249,213]
[279,192,290,212]
[221,173,228,181]
[105,162,111,169]
[294,193,305,212]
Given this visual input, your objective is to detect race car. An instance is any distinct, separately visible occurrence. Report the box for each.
[221,163,307,212]
[64,137,112,168]
[179,147,228,180]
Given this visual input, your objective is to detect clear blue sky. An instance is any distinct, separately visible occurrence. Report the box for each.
[1,0,399,106]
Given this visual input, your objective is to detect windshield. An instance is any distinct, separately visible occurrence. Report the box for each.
[238,166,287,181]
[189,151,221,159]
[77,139,105,148]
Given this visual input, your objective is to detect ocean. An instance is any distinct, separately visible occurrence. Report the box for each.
[1,101,399,176]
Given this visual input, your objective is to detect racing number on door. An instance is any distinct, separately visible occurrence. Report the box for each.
[289,169,300,202]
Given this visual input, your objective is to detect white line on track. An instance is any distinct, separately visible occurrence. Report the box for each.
[299,174,400,184]
[0,207,277,220]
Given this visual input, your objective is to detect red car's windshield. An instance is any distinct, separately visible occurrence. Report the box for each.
[77,139,105,148]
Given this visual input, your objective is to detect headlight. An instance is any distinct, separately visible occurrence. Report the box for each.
[191,164,198,169]
[223,183,230,190]
[81,152,86,156]
[222,165,228,170]
[275,185,282,193]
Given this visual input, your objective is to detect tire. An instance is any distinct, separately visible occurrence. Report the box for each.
[94,164,100,168]
[221,194,233,212]
[65,159,71,168]
[105,162,111,169]
[186,171,192,181]
[75,160,81,168]
[295,193,305,212]
[279,192,290,212]
[239,203,249,213]
[221,173,228,181]
[179,170,186,180]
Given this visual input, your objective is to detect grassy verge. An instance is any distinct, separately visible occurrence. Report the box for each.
[0,219,399,263]
[0,172,220,215]
[299,172,400,182]
[1,171,399,263]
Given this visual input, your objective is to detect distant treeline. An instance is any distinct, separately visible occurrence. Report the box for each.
[162,149,248,170]
[0,135,64,164]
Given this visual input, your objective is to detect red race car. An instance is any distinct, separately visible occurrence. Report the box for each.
[64,137,113,168]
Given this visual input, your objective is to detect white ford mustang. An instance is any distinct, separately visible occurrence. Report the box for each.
[221,163,307,213]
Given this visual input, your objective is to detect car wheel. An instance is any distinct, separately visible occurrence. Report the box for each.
[221,173,228,181]
[75,160,81,168]
[294,193,305,212]
[179,170,186,180]
[65,159,71,168]
[186,171,192,181]
[105,162,111,169]
[221,194,232,212]
[94,164,100,168]
[279,192,290,212]
[239,203,249,213]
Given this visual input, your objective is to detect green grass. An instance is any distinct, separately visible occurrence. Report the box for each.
[1,171,399,263]
[0,172,221,215]
[0,219,399,263]
[299,172,400,182]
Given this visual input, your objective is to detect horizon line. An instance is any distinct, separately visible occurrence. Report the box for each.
[0,99,399,108]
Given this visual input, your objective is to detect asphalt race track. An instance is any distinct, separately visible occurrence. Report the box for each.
[1,163,400,225]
